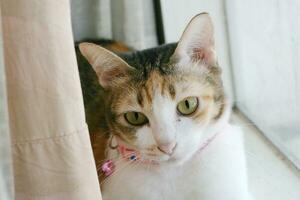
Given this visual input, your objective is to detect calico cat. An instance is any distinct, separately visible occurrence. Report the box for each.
[78,13,251,200]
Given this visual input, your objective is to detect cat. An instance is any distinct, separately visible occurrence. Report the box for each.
[78,13,252,200]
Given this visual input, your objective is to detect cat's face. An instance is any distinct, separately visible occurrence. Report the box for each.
[80,13,228,165]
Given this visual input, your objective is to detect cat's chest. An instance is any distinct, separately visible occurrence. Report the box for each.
[102,150,216,200]
[101,155,209,200]
[101,126,248,200]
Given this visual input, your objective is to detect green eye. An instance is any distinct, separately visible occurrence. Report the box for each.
[124,112,148,126]
[177,97,198,115]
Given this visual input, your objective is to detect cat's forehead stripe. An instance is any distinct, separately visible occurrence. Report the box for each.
[135,70,177,108]
[137,90,144,107]
[144,83,153,104]
[168,84,176,99]
[160,78,166,96]
[148,71,176,101]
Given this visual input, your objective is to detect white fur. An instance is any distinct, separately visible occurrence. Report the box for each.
[102,95,251,200]
[103,126,251,200]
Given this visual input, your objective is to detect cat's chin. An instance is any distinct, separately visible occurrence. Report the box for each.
[160,152,195,167]
[142,155,186,167]
[166,157,186,166]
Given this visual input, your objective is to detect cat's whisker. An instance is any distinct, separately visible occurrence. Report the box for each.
[96,156,120,169]
[97,152,136,174]
[96,147,137,164]
[97,151,134,174]
[96,155,121,171]
[101,155,141,186]
[99,151,138,175]
[100,160,131,185]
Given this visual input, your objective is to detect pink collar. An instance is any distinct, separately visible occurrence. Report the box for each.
[101,130,223,177]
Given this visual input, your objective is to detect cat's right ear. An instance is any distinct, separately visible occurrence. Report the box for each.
[79,42,132,89]
[171,13,216,66]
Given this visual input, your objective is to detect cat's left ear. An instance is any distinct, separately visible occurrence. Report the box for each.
[172,13,216,66]
[79,42,132,89]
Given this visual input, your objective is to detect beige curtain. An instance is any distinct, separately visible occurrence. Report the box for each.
[0,6,13,200]
[1,0,102,199]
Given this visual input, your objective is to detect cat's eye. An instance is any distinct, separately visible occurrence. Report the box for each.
[124,112,148,126]
[177,97,199,115]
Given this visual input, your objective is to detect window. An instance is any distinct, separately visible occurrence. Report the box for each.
[226,0,300,168]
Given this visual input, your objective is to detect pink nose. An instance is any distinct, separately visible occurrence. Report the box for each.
[158,142,177,155]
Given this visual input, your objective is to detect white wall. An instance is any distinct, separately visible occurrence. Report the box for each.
[160,0,234,100]
[226,0,300,168]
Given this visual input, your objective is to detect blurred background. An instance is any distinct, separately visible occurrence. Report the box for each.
[71,0,300,199]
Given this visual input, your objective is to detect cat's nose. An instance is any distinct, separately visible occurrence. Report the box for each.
[158,142,177,155]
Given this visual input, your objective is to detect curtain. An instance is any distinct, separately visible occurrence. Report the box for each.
[1,0,102,199]
[0,6,13,200]
[71,0,158,49]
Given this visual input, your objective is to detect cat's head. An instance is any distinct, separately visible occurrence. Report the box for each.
[80,13,230,165]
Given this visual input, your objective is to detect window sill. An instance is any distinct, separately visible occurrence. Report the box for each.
[231,109,300,200]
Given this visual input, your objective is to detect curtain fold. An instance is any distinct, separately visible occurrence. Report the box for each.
[2,0,102,199]
[0,4,14,200]
[71,0,158,49]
